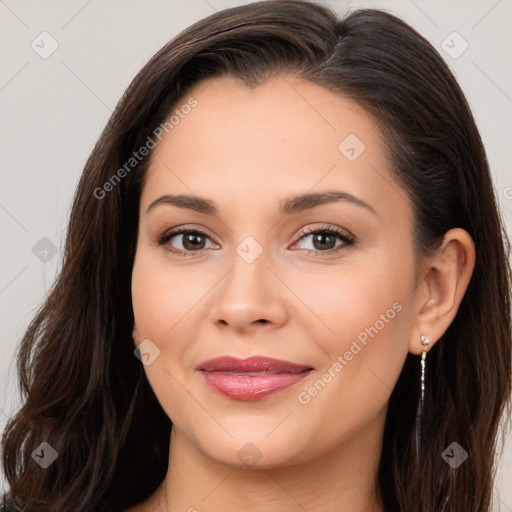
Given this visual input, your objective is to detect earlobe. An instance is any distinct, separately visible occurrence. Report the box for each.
[409,228,476,355]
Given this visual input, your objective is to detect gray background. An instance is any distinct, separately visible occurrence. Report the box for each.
[1,0,511,508]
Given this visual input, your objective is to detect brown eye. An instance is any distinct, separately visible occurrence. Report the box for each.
[157,227,217,256]
[310,232,336,250]
[292,225,355,255]
[179,232,207,251]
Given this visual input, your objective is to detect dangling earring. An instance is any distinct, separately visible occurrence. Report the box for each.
[415,335,430,460]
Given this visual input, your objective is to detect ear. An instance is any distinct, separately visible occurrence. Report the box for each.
[409,228,476,355]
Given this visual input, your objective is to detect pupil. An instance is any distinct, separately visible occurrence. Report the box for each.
[184,234,204,250]
[314,233,334,250]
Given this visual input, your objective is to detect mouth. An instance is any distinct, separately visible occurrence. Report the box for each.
[196,356,314,400]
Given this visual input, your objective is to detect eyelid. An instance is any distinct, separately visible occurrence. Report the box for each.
[292,224,354,245]
[155,224,219,248]
[155,223,355,256]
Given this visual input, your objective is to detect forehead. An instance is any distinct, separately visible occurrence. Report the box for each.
[149,74,380,165]
[141,74,410,222]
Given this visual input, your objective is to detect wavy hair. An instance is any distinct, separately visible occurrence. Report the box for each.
[2,1,511,511]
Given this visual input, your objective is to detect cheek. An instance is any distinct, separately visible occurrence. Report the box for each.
[299,250,414,416]
[287,248,413,341]
[131,250,206,341]
[296,303,411,449]
[131,251,202,423]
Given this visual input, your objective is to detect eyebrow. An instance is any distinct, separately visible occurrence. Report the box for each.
[146,190,377,216]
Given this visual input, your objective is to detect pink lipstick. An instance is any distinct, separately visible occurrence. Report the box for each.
[197,356,313,400]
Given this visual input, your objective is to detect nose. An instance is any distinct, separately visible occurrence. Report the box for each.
[208,241,287,333]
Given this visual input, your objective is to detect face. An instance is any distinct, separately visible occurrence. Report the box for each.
[131,74,419,469]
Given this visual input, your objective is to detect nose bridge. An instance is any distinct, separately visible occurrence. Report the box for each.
[225,232,270,299]
[208,229,285,328]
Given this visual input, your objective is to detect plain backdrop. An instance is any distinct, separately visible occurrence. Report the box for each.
[1,0,511,508]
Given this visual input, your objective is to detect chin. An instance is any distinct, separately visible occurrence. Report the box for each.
[195,431,312,470]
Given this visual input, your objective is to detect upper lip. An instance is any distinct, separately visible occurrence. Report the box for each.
[197,356,313,373]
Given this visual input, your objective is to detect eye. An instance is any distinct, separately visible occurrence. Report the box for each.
[291,225,355,255]
[156,226,217,256]
[156,224,355,257]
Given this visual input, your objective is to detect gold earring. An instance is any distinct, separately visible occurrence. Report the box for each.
[415,335,430,460]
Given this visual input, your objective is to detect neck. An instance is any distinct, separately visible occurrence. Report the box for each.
[159,408,386,512]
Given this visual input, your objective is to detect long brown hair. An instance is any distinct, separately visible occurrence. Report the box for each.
[2,1,511,511]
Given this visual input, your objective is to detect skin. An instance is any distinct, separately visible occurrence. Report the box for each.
[128,74,475,512]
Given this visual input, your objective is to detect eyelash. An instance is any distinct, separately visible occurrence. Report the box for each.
[156,224,355,258]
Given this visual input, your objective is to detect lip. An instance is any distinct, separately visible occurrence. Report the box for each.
[197,356,314,400]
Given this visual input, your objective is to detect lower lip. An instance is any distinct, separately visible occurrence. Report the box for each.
[199,370,313,400]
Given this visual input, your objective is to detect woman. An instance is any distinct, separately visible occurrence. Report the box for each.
[1,1,510,511]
